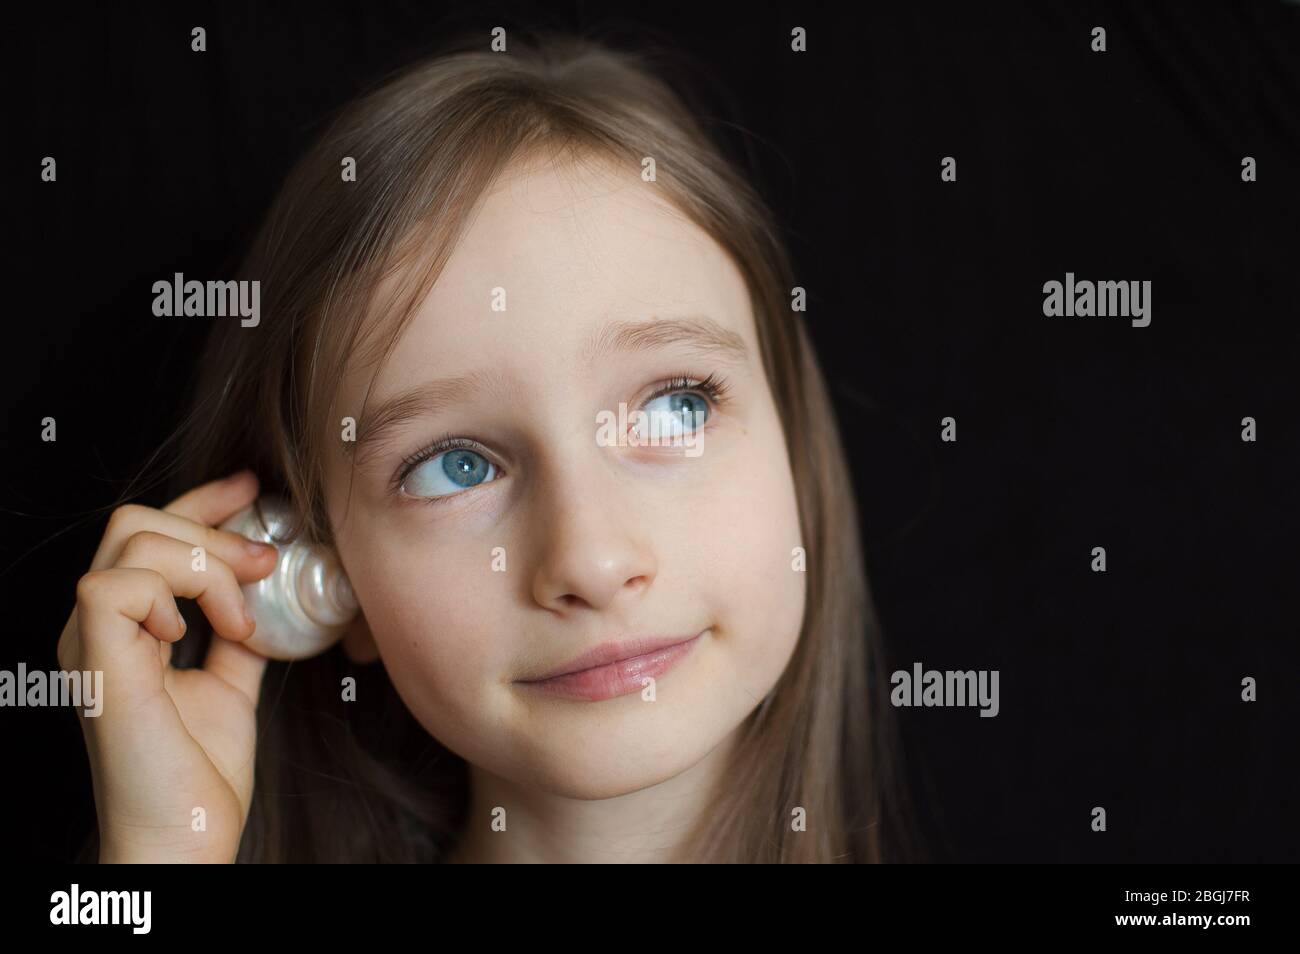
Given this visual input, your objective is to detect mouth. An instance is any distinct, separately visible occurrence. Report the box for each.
[514,630,707,702]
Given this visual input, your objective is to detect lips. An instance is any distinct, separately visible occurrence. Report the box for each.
[515,631,706,701]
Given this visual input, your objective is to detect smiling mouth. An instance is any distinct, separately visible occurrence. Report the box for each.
[514,630,707,702]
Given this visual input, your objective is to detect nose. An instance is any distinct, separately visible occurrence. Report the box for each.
[529,459,657,614]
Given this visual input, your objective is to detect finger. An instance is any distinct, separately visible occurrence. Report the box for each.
[91,504,280,581]
[203,636,270,708]
[162,468,260,525]
[90,473,272,573]
[75,567,188,701]
[91,506,281,579]
[115,531,257,643]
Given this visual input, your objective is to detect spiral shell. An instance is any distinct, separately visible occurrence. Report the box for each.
[218,495,359,660]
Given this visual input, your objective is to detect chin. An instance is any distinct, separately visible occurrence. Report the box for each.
[525,758,697,801]
[516,717,728,800]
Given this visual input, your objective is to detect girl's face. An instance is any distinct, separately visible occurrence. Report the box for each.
[324,152,806,799]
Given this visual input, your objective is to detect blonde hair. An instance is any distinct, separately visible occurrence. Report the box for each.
[104,28,918,862]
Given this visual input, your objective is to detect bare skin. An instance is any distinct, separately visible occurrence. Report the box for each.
[326,151,807,863]
[59,471,278,863]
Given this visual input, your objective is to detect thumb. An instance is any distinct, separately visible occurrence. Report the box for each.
[203,635,270,707]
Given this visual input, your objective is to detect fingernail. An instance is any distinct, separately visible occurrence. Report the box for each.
[243,604,257,631]
[245,539,275,558]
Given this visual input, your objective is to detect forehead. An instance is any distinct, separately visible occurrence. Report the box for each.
[346,152,756,394]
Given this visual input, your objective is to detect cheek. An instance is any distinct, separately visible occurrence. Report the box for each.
[346,543,508,741]
[690,421,807,691]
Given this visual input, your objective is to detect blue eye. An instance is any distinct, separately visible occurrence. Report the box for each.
[640,390,710,437]
[393,373,731,501]
[401,445,498,500]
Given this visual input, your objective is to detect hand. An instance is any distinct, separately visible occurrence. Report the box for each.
[58,470,280,863]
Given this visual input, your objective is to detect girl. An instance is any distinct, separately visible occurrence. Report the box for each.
[61,30,918,863]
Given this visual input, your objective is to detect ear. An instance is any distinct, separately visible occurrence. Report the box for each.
[340,611,380,664]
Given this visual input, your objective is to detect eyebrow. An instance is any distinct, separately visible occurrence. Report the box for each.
[582,315,748,368]
[351,315,749,462]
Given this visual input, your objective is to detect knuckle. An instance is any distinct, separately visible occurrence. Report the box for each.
[105,503,147,536]
[139,566,170,594]
[119,529,166,560]
[75,570,108,604]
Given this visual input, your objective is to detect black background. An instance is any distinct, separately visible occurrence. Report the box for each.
[8,0,1299,864]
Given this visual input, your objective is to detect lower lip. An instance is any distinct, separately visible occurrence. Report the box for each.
[516,632,705,701]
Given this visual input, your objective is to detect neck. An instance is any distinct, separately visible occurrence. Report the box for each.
[444,727,739,864]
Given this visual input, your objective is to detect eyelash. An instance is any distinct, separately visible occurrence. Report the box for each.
[391,371,733,499]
